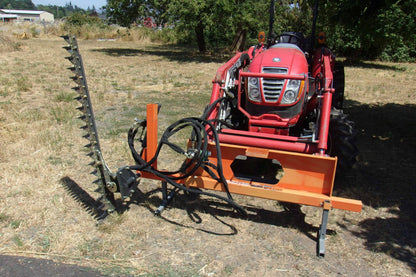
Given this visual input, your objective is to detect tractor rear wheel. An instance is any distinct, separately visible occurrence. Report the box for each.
[328,108,358,173]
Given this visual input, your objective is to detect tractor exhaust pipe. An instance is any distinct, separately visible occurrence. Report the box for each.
[267,0,275,46]
[309,0,319,55]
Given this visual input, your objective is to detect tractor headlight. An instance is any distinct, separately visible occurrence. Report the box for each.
[248,77,261,102]
[282,90,297,103]
[281,79,302,104]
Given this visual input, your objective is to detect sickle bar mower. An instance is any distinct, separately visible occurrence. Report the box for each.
[63,32,361,256]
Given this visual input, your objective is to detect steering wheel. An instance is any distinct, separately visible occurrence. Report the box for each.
[276,32,304,44]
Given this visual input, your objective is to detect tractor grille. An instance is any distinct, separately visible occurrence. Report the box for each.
[261,67,287,103]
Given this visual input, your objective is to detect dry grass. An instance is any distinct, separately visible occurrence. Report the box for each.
[0,21,175,44]
[0,32,23,52]
[0,33,415,276]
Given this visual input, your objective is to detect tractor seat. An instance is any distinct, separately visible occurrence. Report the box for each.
[270,43,304,53]
[275,32,305,51]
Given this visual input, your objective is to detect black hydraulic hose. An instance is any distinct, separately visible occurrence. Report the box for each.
[201,96,227,120]
[134,164,246,215]
[128,118,207,179]
[127,99,247,216]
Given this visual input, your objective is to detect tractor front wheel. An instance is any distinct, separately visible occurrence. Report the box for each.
[327,108,358,174]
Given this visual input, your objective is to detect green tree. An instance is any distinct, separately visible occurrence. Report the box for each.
[36,3,86,19]
[227,0,271,51]
[107,0,171,27]
[106,0,146,27]
[106,0,272,52]
[167,0,217,52]
[105,0,416,60]
[318,0,416,61]
[167,0,274,52]
[273,0,314,35]
[148,0,170,26]
[0,0,35,9]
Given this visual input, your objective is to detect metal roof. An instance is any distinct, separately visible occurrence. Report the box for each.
[0,14,18,18]
[0,9,47,15]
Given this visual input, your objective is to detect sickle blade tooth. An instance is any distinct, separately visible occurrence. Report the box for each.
[65,56,75,62]
[72,86,80,91]
[85,141,97,148]
[61,35,70,41]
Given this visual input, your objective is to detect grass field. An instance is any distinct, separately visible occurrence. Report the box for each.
[1,32,415,276]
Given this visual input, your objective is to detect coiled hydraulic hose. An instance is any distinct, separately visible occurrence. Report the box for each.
[127,98,247,216]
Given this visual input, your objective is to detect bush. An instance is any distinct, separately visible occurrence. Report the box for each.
[380,44,416,62]
[65,12,105,27]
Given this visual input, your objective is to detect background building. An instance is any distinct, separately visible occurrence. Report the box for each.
[0,9,54,23]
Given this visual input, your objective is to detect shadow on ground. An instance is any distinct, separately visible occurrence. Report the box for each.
[126,101,416,271]
[90,44,230,63]
[138,188,328,241]
[63,100,416,271]
[337,101,416,271]
[342,60,407,71]
[62,176,328,251]
[61,177,108,220]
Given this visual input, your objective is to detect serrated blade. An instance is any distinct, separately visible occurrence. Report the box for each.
[63,35,117,214]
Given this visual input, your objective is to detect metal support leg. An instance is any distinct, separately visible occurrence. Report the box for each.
[155,181,176,215]
[317,200,331,257]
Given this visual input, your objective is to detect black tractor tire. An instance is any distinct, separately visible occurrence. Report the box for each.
[332,62,345,109]
[328,108,358,174]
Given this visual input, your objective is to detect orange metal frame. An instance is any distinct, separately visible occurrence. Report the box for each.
[141,103,362,213]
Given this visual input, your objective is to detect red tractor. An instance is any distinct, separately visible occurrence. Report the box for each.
[63,1,361,257]
[207,31,356,172]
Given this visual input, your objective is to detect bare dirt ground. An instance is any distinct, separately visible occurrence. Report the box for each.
[0,36,415,276]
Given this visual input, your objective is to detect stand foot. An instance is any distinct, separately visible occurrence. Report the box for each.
[155,181,176,215]
[317,201,330,257]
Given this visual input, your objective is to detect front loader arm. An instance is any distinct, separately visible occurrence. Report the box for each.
[317,52,334,154]
[207,52,249,123]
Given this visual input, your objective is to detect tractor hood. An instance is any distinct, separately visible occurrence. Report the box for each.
[243,43,309,126]
[249,43,308,74]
